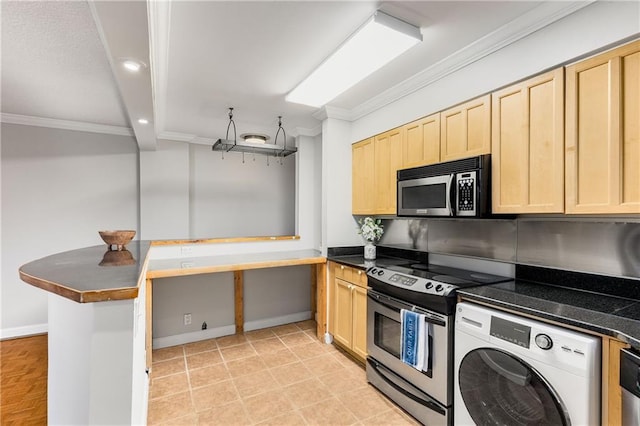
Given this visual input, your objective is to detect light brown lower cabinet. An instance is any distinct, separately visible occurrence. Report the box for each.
[328,261,368,362]
[603,337,630,426]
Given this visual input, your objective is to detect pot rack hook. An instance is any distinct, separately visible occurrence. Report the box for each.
[226,107,237,144]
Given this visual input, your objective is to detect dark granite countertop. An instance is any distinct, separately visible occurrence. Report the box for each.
[327,245,428,270]
[458,266,640,349]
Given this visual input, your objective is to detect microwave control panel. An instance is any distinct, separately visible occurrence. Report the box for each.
[456,171,476,216]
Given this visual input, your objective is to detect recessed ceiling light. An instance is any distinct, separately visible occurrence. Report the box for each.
[123,60,143,72]
[137,118,149,125]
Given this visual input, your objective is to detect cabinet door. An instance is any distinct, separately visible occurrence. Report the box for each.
[351,284,368,360]
[352,138,375,215]
[492,68,564,213]
[440,94,491,162]
[566,40,640,214]
[403,113,440,168]
[374,128,403,214]
[333,278,353,348]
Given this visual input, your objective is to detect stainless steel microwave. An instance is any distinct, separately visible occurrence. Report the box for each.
[397,154,491,217]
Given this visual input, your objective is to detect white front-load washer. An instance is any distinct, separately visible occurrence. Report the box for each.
[454,302,601,425]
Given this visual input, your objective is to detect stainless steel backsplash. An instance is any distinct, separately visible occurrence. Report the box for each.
[377,217,640,279]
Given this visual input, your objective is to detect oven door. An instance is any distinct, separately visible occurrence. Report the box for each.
[397,174,454,216]
[367,289,452,406]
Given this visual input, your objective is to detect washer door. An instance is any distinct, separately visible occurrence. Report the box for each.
[458,348,570,425]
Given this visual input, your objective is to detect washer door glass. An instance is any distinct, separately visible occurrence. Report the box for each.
[458,348,569,425]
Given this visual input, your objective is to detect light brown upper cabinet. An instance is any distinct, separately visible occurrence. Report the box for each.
[374,127,403,214]
[402,113,441,168]
[565,40,640,214]
[352,138,375,215]
[440,94,491,162]
[492,68,565,213]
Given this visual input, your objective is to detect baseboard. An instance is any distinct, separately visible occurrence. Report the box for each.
[244,311,312,332]
[152,311,312,349]
[153,325,236,349]
[0,323,48,340]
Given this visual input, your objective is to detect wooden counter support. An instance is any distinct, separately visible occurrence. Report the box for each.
[234,271,244,334]
[315,263,327,340]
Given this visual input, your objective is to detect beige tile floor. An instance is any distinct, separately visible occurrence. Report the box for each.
[148,320,420,425]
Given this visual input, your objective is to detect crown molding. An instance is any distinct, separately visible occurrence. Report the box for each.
[292,125,322,138]
[312,105,352,122]
[0,113,134,137]
[349,1,593,121]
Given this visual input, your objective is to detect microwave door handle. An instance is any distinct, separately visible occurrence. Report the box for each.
[448,174,456,216]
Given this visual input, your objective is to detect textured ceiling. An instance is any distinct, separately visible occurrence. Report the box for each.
[1,1,128,127]
[1,1,593,150]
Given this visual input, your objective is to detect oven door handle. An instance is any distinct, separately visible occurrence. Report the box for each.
[368,292,446,327]
[367,358,446,415]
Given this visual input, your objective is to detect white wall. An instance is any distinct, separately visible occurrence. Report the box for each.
[48,293,140,425]
[139,139,190,240]
[321,117,361,253]
[190,144,295,238]
[0,123,138,337]
[146,136,321,345]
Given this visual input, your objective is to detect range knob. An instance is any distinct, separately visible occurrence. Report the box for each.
[435,284,443,292]
[369,268,377,275]
[425,282,433,289]
[535,333,553,350]
[377,270,384,276]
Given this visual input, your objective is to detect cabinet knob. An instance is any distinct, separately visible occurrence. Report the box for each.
[340,265,345,270]
[357,271,362,275]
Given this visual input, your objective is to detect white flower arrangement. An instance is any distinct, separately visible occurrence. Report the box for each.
[358,217,384,243]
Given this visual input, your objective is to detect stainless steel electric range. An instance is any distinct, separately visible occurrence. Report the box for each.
[366,263,511,426]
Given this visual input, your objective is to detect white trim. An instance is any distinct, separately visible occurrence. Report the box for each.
[244,311,312,332]
[148,0,172,144]
[157,130,195,142]
[0,323,48,340]
[0,113,134,137]
[153,325,236,349]
[312,106,352,122]
[349,1,593,121]
[292,125,322,138]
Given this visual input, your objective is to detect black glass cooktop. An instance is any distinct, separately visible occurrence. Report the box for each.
[387,263,512,288]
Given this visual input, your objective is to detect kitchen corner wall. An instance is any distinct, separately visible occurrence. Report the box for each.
[378,217,640,280]
[0,123,139,337]
[141,135,322,346]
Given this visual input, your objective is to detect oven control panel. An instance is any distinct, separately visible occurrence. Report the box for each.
[367,267,457,296]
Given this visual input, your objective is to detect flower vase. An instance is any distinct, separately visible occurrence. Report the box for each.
[364,241,376,260]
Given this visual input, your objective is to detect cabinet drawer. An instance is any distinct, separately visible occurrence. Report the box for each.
[334,264,367,287]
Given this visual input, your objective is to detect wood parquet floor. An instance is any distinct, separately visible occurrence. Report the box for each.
[0,334,47,425]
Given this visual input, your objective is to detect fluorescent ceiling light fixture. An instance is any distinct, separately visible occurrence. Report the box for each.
[286,11,422,108]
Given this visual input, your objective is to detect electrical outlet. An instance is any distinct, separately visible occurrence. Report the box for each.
[183,313,192,326]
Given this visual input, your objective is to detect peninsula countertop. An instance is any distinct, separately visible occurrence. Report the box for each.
[19,242,325,303]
